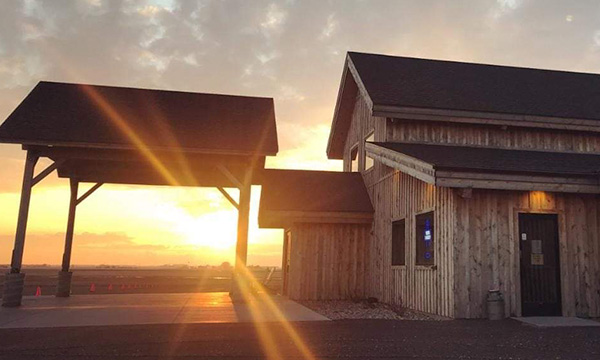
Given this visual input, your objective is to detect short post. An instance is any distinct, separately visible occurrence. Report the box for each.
[487,289,506,320]
[2,151,38,307]
[56,179,78,297]
[230,168,252,301]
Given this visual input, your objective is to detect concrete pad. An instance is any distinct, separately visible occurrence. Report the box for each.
[513,316,600,327]
[0,292,328,329]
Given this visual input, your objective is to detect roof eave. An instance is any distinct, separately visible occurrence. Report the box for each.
[366,142,600,194]
[258,210,374,229]
[0,138,277,157]
[326,56,351,160]
[373,105,600,133]
[327,53,374,160]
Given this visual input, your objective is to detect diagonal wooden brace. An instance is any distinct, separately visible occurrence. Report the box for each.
[217,165,243,188]
[217,187,239,209]
[31,160,64,187]
[76,183,103,205]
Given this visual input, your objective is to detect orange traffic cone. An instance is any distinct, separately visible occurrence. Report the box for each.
[89,283,96,293]
[35,286,42,296]
[108,284,113,291]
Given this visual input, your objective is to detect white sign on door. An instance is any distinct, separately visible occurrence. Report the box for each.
[532,240,543,254]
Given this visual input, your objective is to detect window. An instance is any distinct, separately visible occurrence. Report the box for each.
[391,219,406,266]
[364,131,374,170]
[415,211,434,266]
[350,144,359,172]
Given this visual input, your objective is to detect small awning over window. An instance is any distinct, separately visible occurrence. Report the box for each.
[258,169,374,229]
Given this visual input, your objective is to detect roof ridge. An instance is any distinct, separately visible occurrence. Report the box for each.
[37,81,274,100]
[347,51,600,78]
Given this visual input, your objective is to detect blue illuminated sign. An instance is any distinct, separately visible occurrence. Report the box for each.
[424,218,432,260]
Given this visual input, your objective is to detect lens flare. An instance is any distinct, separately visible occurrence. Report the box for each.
[233,259,317,360]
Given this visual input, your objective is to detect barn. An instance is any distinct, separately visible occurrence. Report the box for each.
[260,52,600,319]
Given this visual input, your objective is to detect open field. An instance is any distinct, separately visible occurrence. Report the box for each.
[0,266,282,297]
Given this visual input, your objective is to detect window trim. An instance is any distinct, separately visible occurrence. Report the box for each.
[349,143,359,172]
[414,209,435,268]
[391,217,407,268]
[363,130,375,173]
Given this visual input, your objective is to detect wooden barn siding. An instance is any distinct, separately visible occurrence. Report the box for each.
[287,223,371,300]
[454,190,600,318]
[388,119,600,153]
[343,96,456,317]
[343,94,385,171]
[366,169,455,317]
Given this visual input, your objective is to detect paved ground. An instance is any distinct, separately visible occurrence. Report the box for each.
[0,319,599,359]
[0,292,327,328]
[513,316,600,327]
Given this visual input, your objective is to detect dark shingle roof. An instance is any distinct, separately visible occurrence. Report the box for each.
[350,52,600,120]
[373,142,600,176]
[0,81,278,155]
[327,51,600,159]
[259,169,374,213]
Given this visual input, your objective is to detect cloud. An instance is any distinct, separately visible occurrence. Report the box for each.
[1,0,600,266]
[74,232,169,251]
[2,0,600,162]
[0,155,66,193]
[0,231,170,266]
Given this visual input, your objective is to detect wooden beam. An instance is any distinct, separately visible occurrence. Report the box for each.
[365,142,436,184]
[217,165,243,188]
[61,179,79,273]
[9,151,39,273]
[29,145,258,165]
[31,160,62,187]
[217,187,239,210]
[76,183,103,206]
[19,142,275,157]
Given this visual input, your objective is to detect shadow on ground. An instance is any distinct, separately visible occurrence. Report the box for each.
[0,319,599,359]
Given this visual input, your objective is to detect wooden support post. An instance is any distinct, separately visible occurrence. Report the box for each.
[56,178,78,297]
[236,179,251,270]
[231,168,252,301]
[9,151,38,272]
[2,151,38,307]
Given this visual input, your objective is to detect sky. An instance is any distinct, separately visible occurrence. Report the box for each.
[1,0,600,267]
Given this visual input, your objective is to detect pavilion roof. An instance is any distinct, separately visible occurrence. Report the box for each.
[0,81,278,156]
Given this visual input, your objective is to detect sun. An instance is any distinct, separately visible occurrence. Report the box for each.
[176,210,238,250]
[149,198,239,252]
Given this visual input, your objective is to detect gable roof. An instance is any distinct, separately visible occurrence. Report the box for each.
[0,81,278,155]
[258,169,373,228]
[328,51,600,159]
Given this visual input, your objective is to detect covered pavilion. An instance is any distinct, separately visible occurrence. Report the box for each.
[0,81,278,307]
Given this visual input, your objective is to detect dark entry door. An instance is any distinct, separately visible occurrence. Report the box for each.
[518,213,562,316]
